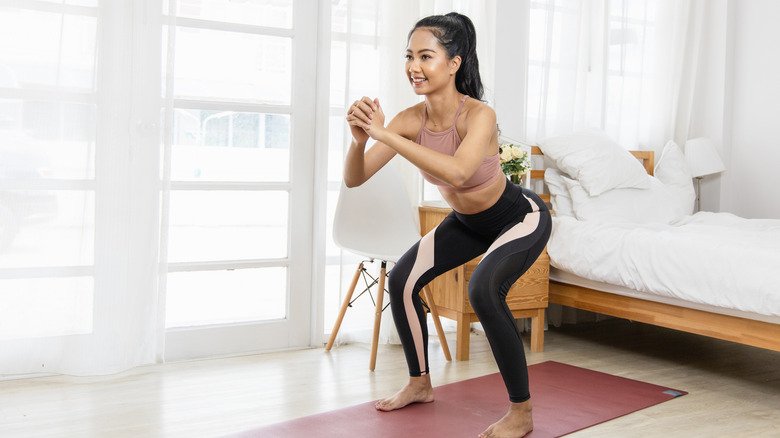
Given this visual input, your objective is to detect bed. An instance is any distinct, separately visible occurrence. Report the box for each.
[528,145,780,352]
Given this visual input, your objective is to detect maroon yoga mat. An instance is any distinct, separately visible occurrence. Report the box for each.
[234,361,687,438]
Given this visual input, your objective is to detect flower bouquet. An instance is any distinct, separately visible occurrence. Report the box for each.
[498,143,532,184]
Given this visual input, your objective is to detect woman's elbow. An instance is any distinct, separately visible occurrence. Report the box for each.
[343,176,363,188]
[449,170,468,189]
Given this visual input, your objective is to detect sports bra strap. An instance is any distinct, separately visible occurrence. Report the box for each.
[452,94,467,123]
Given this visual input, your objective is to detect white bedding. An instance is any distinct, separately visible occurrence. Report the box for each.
[547,211,780,318]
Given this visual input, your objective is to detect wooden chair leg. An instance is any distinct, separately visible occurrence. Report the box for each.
[530,308,545,352]
[369,261,387,371]
[325,262,363,351]
[422,285,451,361]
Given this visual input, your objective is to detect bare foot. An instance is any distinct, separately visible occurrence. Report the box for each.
[374,374,434,412]
[478,399,534,438]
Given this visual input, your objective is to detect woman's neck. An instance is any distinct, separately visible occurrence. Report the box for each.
[424,90,463,126]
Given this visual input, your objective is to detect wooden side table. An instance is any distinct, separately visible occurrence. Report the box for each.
[418,204,550,361]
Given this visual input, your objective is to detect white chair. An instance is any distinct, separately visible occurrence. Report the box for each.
[325,159,452,370]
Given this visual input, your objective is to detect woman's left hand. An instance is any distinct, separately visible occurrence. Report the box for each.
[348,97,386,140]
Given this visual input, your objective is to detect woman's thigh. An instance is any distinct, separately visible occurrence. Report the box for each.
[389,211,493,294]
[468,210,552,301]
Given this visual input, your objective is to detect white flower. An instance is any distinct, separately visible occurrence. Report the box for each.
[511,146,524,159]
[500,148,513,162]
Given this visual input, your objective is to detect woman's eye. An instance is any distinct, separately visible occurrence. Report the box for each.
[404,54,430,60]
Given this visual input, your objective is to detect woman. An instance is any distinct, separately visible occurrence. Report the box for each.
[343,12,550,438]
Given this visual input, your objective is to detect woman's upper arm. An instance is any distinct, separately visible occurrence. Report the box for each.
[361,110,411,183]
[452,105,496,186]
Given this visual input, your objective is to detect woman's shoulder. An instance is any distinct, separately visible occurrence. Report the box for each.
[389,103,425,139]
[464,97,495,119]
[402,101,426,120]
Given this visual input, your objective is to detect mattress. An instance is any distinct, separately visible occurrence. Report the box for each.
[547,211,780,322]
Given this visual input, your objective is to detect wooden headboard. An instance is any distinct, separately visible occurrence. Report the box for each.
[529,146,655,204]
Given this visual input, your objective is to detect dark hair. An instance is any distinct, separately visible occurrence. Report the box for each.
[408,12,483,101]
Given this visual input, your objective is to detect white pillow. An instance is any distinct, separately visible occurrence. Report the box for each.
[561,174,689,224]
[654,140,695,216]
[537,130,650,196]
[543,168,575,217]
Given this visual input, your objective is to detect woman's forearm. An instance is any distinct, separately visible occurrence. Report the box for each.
[342,138,367,188]
[375,128,463,187]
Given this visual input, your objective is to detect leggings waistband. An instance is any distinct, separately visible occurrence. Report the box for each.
[454,179,548,236]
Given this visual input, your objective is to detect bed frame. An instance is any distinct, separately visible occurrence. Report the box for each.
[530,146,780,352]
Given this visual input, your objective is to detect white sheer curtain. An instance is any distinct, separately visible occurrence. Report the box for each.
[522,0,711,326]
[2,0,311,379]
[324,0,497,346]
[0,0,162,378]
[525,0,707,150]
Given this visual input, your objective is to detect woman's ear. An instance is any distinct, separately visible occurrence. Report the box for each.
[449,55,462,76]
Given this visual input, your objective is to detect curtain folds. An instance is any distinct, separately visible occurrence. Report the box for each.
[0,0,163,379]
[525,0,710,151]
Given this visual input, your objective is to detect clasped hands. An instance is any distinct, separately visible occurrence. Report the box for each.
[345,96,387,141]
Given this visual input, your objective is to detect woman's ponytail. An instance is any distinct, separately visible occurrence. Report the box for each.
[446,12,483,101]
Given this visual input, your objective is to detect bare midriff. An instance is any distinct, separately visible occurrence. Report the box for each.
[440,172,506,214]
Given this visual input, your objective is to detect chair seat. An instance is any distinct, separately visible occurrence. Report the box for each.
[336,232,418,264]
[340,248,402,264]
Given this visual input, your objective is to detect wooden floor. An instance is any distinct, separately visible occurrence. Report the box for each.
[1,319,779,437]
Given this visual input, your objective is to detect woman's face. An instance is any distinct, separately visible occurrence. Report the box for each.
[405,28,460,95]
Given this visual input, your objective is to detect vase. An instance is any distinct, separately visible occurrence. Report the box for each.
[509,173,524,184]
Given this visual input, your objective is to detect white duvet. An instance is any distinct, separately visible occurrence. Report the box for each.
[547,211,780,317]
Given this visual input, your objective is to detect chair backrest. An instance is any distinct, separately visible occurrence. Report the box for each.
[333,159,421,262]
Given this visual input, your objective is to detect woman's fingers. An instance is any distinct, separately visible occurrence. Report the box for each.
[354,107,372,125]
[346,97,376,124]
[360,97,377,122]
[361,96,377,111]
[346,107,369,128]
[349,121,370,135]
[355,98,375,123]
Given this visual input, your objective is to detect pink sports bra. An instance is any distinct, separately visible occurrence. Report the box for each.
[416,95,503,194]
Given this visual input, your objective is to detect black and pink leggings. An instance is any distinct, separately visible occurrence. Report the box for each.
[387,179,551,403]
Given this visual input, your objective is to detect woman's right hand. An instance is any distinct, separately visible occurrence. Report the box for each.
[346,96,377,144]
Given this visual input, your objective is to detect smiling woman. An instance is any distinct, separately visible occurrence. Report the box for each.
[341,11,549,438]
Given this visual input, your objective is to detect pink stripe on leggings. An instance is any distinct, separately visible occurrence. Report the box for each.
[402,227,436,375]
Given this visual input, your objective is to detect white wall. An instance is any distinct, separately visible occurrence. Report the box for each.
[720,0,780,219]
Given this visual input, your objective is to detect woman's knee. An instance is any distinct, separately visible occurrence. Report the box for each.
[467,269,498,313]
[387,268,405,300]
[388,261,418,302]
[387,243,420,300]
